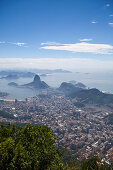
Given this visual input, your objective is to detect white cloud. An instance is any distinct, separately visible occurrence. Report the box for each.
[0,41,27,46]
[0,58,113,71]
[80,39,92,42]
[108,22,113,26]
[106,4,110,7]
[109,14,113,17]
[91,21,97,24]
[10,42,26,46]
[41,42,62,45]
[15,42,26,46]
[41,42,113,54]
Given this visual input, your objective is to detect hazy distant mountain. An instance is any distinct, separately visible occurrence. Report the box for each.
[75,82,86,88]
[31,69,71,74]
[0,69,71,76]
[59,82,82,96]
[0,74,19,80]
[69,88,113,104]
[59,82,113,105]
[23,75,49,89]
[40,74,47,77]
[69,80,86,88]
[0,71,35,78]
[52,69,71,73]
[8,82,18,86]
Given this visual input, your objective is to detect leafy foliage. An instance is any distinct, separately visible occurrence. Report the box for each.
[0,123,113,170]
[0,123,64,170]
[79,155,113,170]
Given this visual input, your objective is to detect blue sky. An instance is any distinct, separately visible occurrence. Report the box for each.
[0,0,113,70]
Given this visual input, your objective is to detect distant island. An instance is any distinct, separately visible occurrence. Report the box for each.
[7,75,49,89]
[34,69,71,74]
[0,71,35,79]
[0,69,71,77]
[0,74,19,80]
[40,74,47,77]
[8,82,18,87]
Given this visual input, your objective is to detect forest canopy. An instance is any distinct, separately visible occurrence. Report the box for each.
[0,123,63,170]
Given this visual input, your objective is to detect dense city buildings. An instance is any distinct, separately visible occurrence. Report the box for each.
[0,89,113,164]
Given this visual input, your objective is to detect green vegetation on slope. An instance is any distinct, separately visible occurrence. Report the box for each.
[0,123,64,170]
[59,82,113,105]
[69,88,113,105]
[0,123,113,170]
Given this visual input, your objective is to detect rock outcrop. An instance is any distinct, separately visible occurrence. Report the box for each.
[23,75,49,89]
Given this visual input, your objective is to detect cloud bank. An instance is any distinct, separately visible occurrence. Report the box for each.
[0,58,113,71]
[41,42,113,54]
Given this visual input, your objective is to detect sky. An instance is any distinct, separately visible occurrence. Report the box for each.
[0,0,113,71]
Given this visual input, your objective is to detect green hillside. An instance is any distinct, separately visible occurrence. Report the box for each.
[0,123,112,170]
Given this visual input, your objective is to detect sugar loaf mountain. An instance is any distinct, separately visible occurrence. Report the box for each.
[7,74,113,105]
[23,74,49,89]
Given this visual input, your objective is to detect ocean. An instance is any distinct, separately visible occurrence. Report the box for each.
[0,71,113,100]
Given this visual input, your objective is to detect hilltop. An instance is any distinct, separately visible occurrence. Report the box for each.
[59,82,113,105]
[23,74,49,89]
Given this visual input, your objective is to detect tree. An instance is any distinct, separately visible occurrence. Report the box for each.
[0,123,64,170]
[80,154,112,170]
